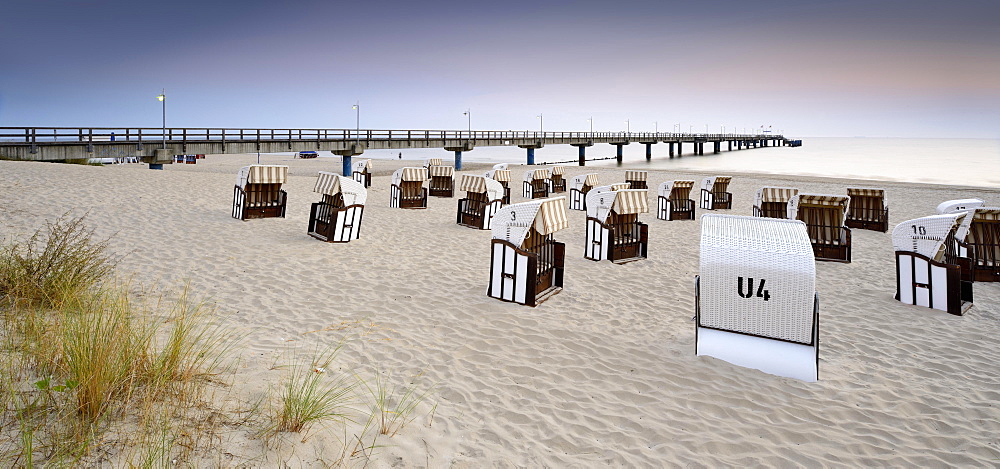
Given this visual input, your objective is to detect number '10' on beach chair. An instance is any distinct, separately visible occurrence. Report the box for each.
[232,165,288,220]
[695,214,819,382]
[308,172,366,243]
[488,197,569,307]
[893,212,973,315]
[584,186,649,263]
[457,174,506,230]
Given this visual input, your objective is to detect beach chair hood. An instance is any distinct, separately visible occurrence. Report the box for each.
[936,198,985,215]
[460,174,505,201]
[625,170,647,181]
[492,163,508,171]
[701,176,732,192]
[523,168,550,182]
[892,213,966,261]
[788,193,850,224]
[392,167,428,186]
[314,171,367,206]
[587,187,649,222]
[491,197,568,247]
[425,158,443,167]
[659,180,694,198]
[549,166,566,176]
[428,165,454,177]
[351,159,372,173]
[570,173,599,190]
[236,165,287,189]
[756,187,799,206]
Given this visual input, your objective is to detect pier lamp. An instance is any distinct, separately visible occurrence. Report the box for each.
[654,121,658,134]
[625,119,630,133]
[156,89,165,149]
[673,123,680,134]
[463,109,471,134]
[587,117,593,136]
[536,114,543,136]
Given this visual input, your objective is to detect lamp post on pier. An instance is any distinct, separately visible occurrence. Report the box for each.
[463,109,471,134]
[536,113,543,136]
[352,102,360,144]
[156,89,165,149]
[624,119,630,134]
[587,117,593,137]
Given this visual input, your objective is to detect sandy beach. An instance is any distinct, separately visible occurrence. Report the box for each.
[2,154,998,466]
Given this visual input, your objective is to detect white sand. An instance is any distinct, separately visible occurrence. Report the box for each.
[2,154,998,466]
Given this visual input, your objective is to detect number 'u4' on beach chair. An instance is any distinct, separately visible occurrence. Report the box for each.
[522,168,551,199]
[390,167,428,209]
[485,167,512,204]
[699,176,732,210]
[695,214,819,382]
[624,170,648,190]
[584,186,649,263]
[308,172,366,243]
[753,187,799,219]
[457,174,506,230]
[788,193,852,263]
[549,166,567,193]
[893,212,973,315]
[488,197,569,307]
[352,159,373,188]
[845,188,889,232]
[232,165,288,220]
[657,180,696,221]
[568,173,600,211]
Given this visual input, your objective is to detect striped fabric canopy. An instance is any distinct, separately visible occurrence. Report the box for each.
[549,166,566,175]
[491,169,511,182]
[491,196,569,247]
[846,188,884,198]
[625,170,647,181]
[535,197,570,236]
[797,194,849,207]
[702,176,732,191]
[525,168,550,181]
[314,171,342,196]
[659,180,694,198]
[610,183,630,191]
[425,158,443,167]
[789,193,850,225]
[460,174,487,193]
[352,159,372,173]
[236,165,288,188]
[973,208,1000,221]
[758,187,799,203]
[315,171,367,205]
[613,189,650,215]
[584,173,600,187]
[429,165,454,177]
[393,167,428,185]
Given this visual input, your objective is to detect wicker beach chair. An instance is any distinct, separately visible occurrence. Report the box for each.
[549,166,567,193]
[624,170,648,190]
[584,187,649,263]
[699,176,733,210]
[956,207,1000,282]
[424,157,443,169]
[308,172,366,243]
[936,198,984,215]
[428,165,455,198]
[892,212,973,315]
[351,159,373,188]
[788,193,852,262]
[389,167,429,209]
[845,188,889,232]
[457,174,506,230]
[695,214,819,382]
[485,168,512,204]
[657,180,696,221]
[232,165,288,220]
[522,168,551,199]
[568,173,600,211]
[488,197,569,306]
[753,187,799,219]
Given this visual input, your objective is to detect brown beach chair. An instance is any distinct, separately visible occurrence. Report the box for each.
[428,165,455,198]
[584,186,649,263]
[522,168,551,199]
[788,193,852,262]
[753,187,799,219]
[699,176,733,210]
[893,212,974,315]
[657,180,696,221]
[457,174,506,230]
[488,197,569,306]
[352,159,373,188]
[549,166,567,193]
[232,165,288,220]
[624,170,648,190]
[308,172,366,243]
[485,167,512,204]
[957,208,1000,282]
[390,167,429,209]
[845,188,889,232]
[568,173,600,210]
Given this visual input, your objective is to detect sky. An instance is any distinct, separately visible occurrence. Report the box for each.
[2,0,998,138]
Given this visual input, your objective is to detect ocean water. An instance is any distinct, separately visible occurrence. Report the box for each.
[354,137,1000,188]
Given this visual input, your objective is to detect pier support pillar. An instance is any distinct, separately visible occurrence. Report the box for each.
[714,142,720,154]
[526,147,535,165]
[669,142,674,158]
[728,140,732,151]
[645,143,652,161]
[454,151,462,171]
[616,144,624,163]
[343,155,352,176]
[578,146,586,166]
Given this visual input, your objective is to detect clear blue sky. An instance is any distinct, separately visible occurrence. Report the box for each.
[2,0,998,137]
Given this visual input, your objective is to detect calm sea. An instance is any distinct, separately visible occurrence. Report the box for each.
[331,137,1000,188]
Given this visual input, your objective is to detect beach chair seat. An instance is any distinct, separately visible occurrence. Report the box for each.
[893,213,973,315]
[390,167,429,209]
[489,197,569,306]
[845,188,889,232]
[457,174,506,230]
[428,165,455,197]
[568,173,600,211]
[232,165,288,220]
[522,168,551,199]
[699,176,732,210]
[485,168,512,204]
[548,166,567,192]
[625,170,648,190]
[753,187,799,219]
[308,172,366,242]
[657,180,696,221]
[584,186,649,263]
[695,214,819,382]
[788,193,852,262]
[352,159,373,188]
[956,208,1000,282]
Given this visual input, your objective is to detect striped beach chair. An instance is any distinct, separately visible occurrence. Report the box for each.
[624,170,648,190]
[232,165,288,220]
[352,159,373,188]
[568,173,600,211]
[428,165,455,197]
[549,166,567,193]
[424,157,444,169]
[390,167,429,209]
[845,188,889,232]
[485,167,512,204]
[893,212,974,315]
[788,193,852,262]
[956,207,1000,282]
[657,180,696,221]
[522,168,551,199]
[584,186,649,263]
[457,174,506,230]
[753,187,799,219]
[695,214,819,382]
[308,172,366,243]
[488,197,569,307]
[699,176,733,210]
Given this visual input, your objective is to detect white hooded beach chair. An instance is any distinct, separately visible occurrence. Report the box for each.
[308,172,366,243]
[845,188,889,232]
[695,214,819,382]
[568,173,600,211]
[489,197,569,307]
[522,168,551,199]
[657,180,696,221]
[232,164,288,220]
[699,176,733,210]
[352,159,373,188]
[390,167,429,209]
[788,193,852,263]
[549,166,567,192]
[753,187,799,219]
[624,170,648,190]
[956,207,1000,282]
[485,168,512,204]
[892,212,974,315]
[457,174,506,230]
[936,198,984,215]
[428,164,455,197]
[584,187,649,263]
